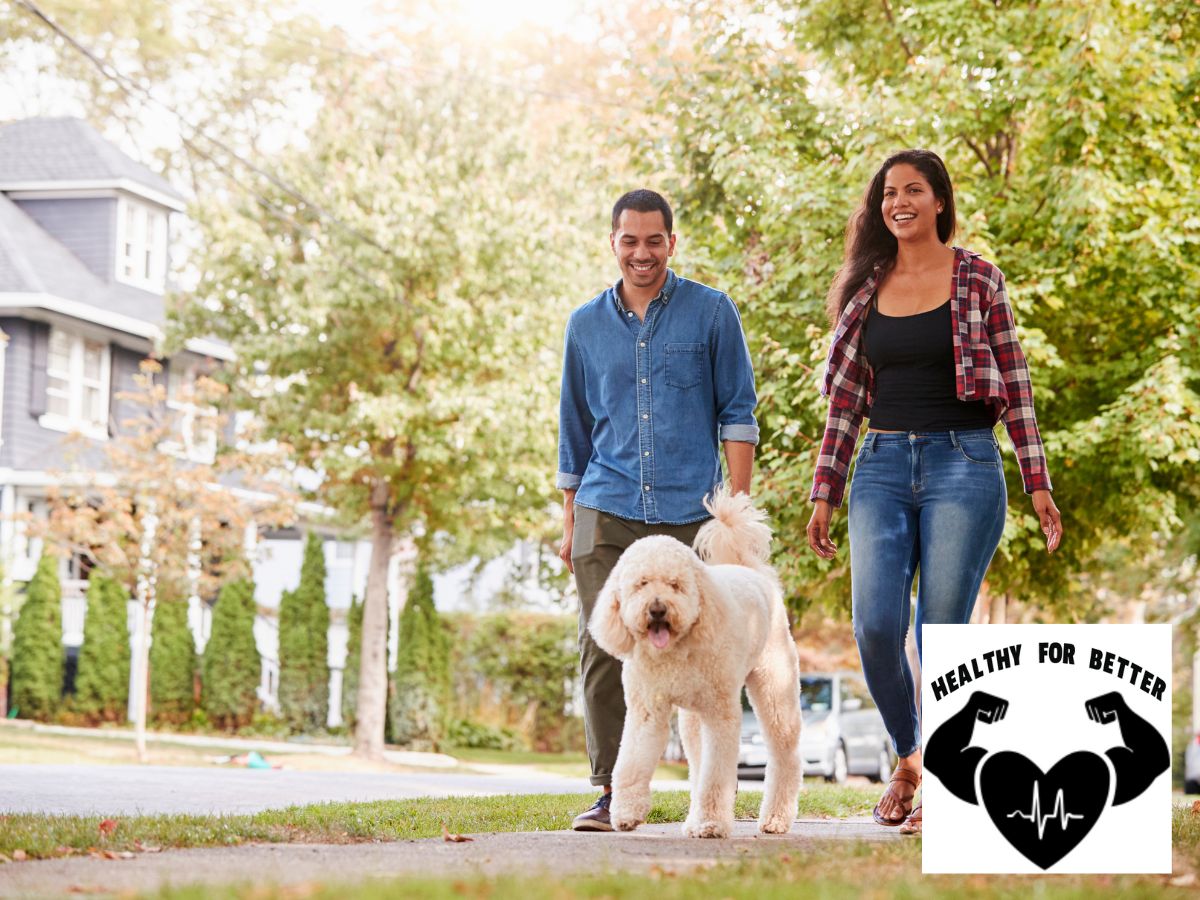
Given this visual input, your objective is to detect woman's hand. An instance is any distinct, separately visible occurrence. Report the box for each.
[1031,489,1062,554]
[806,499,838,559]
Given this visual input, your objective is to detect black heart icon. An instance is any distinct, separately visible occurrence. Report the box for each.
[978,751,1110,870]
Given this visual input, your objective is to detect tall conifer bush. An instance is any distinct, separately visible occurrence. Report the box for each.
[278,532,330,732]
[150,579,197,723]
[73,574,130,721]
[11,552,63,720]
[201,578,260,728]
[341,593,362,730]
[391,567,450,748]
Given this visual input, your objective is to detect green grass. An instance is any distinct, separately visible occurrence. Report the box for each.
[146,838,1195,899]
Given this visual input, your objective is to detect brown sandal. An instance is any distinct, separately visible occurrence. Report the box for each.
[873,766,920,827]
[898,803,922,835]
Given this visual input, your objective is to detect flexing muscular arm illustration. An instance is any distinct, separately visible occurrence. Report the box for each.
[925,690,1169,806]
[1084,691,1170,805]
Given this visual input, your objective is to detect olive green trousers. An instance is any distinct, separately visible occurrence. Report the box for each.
[571,505,707,787]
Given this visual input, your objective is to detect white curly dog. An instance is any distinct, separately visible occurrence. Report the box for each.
[588,487,802,838]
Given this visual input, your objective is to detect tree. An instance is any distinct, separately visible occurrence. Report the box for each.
[175,51,601,759]
[278,531,330,732]
[149,577,197,723]
[39,359,292,757]
[10,552,63,720]
[642,0,1200,619]
[391,567,451,749]
[73,573,131,722]
[340,594,362,730]
[201,578,261,729]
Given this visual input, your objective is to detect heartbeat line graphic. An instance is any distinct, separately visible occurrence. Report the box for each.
[1007,782,1086,840]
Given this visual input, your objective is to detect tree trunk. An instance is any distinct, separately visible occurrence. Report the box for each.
[353,481,395,760]
[134,501,158,763]
[988,591,1007,626]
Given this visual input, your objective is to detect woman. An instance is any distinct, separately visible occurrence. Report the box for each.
[805,149,1062,836]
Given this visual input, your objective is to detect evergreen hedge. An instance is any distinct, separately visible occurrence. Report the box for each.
[277,532,330,732]
[10,552,64,720]
[391,566,451,749]
[150,580,197,723]
[341,593,362,729]
[201,578,260,729]
[73,574,130,722]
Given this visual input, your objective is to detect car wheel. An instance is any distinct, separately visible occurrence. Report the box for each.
[873,745,893,783]
[1186,779,1200,795]
[826,744,849,785]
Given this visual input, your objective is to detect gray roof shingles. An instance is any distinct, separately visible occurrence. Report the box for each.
[0,117,186,204]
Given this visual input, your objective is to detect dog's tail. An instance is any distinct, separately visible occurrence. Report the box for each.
[693,485,772,570]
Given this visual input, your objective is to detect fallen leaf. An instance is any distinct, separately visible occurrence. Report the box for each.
[12,850,27,861]
[1192,800,1200,815]
[98,819,119,837]
[441,823,474,843]
[133,842,162,853]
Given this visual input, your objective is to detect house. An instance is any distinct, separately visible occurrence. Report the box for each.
[0,117,405,725]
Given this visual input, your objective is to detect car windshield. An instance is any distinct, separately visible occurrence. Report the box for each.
[801,677,833,712]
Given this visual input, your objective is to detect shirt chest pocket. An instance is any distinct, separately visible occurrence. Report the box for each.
[665,342,705,389]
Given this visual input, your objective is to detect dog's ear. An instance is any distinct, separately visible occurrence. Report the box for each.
[588,571,635,659]
[684,555,722,645]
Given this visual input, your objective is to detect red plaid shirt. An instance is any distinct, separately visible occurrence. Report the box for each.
[810,248,1053,507]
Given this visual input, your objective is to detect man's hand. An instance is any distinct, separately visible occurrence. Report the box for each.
[806,500,837,559]
[969,691,1009,724]
[560,489,576,574]
[1085,691,1126,725]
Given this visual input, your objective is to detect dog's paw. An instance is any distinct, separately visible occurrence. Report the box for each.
[610,797,648,832]
[757,812,793,834]
[612,814,642,832]
[684,819,732,839]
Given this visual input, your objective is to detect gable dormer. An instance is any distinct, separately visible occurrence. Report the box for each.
[0,117,186,295]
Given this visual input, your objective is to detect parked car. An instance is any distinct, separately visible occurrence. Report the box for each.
[738,671,894,783]
[1185,732,1200,795]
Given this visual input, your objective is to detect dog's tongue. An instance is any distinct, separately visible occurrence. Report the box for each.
[649,622,670,648]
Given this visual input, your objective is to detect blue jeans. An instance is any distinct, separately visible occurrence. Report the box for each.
[847,428,1007,758]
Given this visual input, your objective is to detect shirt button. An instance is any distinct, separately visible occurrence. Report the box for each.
[642,413,649,419]
[643,451,649,457]
[639,341,646,347]
[640,378,647,384]
[643,485,650,491]
[627,311,633,317]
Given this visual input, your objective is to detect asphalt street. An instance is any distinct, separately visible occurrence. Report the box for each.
[0,764,748,816]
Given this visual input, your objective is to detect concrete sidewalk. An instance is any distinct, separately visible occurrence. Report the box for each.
[0,818,903,898]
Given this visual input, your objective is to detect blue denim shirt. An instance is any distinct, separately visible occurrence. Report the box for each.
[557,269,759,524]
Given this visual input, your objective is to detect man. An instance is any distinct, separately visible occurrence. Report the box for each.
[557,189,759,831]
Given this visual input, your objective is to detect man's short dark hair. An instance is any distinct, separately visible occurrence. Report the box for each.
[612,189,673,234]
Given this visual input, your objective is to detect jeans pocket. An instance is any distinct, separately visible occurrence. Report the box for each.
[956,438,1000,467]
[666,342,704,389]
[571,505,598,560]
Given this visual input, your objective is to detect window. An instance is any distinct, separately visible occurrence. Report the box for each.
[39,328,110,439]
[164,361,218,462]
[116,196,168,291]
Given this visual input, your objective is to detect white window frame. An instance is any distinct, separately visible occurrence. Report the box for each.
[161,361,219,463]
[115,195,168,292]
[38,327,111,441]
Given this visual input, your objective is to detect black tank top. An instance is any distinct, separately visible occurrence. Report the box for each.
[862,297,994,431]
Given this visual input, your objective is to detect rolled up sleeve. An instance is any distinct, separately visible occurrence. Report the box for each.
[710,295,759,445]
[557,319,593,490]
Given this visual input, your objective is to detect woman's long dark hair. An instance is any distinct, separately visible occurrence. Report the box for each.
[825,149,957,325]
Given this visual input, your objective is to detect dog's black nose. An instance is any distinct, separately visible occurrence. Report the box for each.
[648,600,667,620]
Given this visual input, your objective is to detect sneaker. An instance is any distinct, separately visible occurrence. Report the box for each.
[572,792,613,832]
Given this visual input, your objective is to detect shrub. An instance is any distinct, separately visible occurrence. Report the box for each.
[10,552,64,720]
[277,532,330,733]
[150,580,197,723]
[73,574,131,722]
[391,566,451,749]
[341,594,362,728]
[201,578,261,729]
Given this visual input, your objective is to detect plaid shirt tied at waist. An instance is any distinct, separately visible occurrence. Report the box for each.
[810,247,1053,507]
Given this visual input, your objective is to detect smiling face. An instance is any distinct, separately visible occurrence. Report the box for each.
[613,537,701,652]
[611,209,676,294]
[881,162,945,243]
